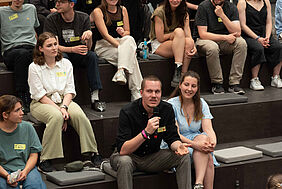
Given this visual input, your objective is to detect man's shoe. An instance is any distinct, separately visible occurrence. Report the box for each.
[193,183,204,189]
[91,100,106,112]
[91,153,103,168]
[171,65,182,87]
[112,69,127,85]
[228,84,245,95]
[211,83,225,94]
[38,160,53,172]
[250,77,264,91]
[271,75,282,88]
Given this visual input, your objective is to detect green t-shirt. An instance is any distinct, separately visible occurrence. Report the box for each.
[0,4,39,53]
[0,121,42,172]
[149,5,180,40]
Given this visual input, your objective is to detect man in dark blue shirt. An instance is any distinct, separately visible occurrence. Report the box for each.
[110,75,192,189]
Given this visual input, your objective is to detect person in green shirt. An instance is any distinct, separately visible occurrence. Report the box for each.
[0,95,46,189]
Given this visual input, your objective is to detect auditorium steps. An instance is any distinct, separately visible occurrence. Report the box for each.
[1,55,282,189]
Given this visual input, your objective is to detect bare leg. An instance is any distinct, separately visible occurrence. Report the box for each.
[203,154,215,189]
[251,64,261,78]
[192,135,210,185]
[273,61,282,76]
[182,37,195,73]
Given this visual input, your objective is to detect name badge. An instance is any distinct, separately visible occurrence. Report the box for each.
[56,72,66,77]
[218,17,223,22]
[9,13,18,21]
[14,144,26,150]
[117,21,124,27]
[157,126,166,133]
[70,36,80,42]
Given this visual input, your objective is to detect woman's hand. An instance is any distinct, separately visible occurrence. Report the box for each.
[193,140,213,153]
[62,120,68,131]
[60,107,69,120]
[116,27,125,37]
[185,45,197,57]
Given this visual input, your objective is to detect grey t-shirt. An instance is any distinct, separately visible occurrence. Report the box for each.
[0,121,42,172]
[44,11,91,47]
[194,0,239,38]
[0,4,39,52]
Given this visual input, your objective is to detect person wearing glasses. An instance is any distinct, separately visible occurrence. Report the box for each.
[44,0,106,111]
[0,95,46,189]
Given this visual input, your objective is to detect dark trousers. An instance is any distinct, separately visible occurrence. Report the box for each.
[244,36,282,69]
[3,45,34,92]
[63,51,102,92]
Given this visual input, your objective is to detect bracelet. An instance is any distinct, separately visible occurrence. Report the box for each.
[255,36,260,41]
[141,130,147,139]
[60,104,68,110]
[141,130,150,139]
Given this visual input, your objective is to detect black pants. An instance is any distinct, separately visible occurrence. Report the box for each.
[3,45,34,92]
[63,51,103,92]
[244,36,282,69]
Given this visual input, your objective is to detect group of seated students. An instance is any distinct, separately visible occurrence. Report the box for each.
[0,0,282,189]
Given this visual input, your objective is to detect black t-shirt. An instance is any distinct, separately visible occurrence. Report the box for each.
[44,11,91,47]
[116,99,181,157]
[194,0,239,38]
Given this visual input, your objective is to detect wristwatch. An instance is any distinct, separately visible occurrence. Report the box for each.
[60,104,68,110]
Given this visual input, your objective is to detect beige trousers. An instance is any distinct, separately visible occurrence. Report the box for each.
[30,100,98,161]
[196,37,247,85]
[95,35,143,92]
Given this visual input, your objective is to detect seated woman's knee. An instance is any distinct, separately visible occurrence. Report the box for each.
[194,134,210,143]
[173,28,185,38]
[51,110,64,123]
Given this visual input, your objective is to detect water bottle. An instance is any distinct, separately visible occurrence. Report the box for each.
[142,38,149,60]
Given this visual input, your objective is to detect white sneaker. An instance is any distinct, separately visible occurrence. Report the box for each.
[112,69,127,85]
[250,77,264,91]
[131,90,141,101]
[271,75,282,88]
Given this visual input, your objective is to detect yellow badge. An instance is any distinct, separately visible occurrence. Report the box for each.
[157,126,166,133]
[117,21,124,27]
[218,17,223,22]
[56,72,66,77]
[70,36,80,42]
[9,13,18,21]
[86,0,92,4]
[14,144,26,150]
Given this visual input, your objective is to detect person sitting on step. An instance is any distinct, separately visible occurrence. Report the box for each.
[28,32,102,172]
[0,95,46,189]
[266,173,282,189]
[149,0,197,88]
[237,0,282,91]
[161,71,219,189]
[91,0,143,101]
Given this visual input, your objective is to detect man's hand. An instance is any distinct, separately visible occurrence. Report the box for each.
[81,30,92,41]
[71,45,88,55]
[175,143,191,156]
[145,117,160,135]
[17,169,27,182]
[214,5,225,18]
[7,175,18,187]
[225,33,237,44]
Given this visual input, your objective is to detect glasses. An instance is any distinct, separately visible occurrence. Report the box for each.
[55,0,69,4]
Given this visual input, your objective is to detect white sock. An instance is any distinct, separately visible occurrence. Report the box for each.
[175,62,182,67]
[91,90,99,103]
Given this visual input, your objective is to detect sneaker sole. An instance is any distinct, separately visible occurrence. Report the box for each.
[271,84,282,88]
[37,166,53,174]
[228,90,245,95]
[250,87,264,91]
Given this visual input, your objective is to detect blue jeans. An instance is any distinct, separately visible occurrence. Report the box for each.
[0,168,46,189]
[63,51,103,92]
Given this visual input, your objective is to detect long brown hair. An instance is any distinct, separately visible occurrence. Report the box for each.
[163,0,188,28]
[98,0,121,26]
[170,71,203,121]
[0,95,22,121]
[33,32,63,66]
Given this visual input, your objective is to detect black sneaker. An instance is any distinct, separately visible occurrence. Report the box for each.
[171,65,182,87]
[38,160,53,172]
[228,84,245,95]
[91,153,103,168]
[211,83,225,94]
